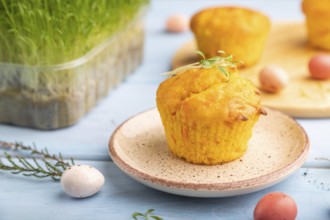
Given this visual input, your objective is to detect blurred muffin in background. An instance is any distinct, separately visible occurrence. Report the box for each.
[302,0,330,50]
[190,6,271,68]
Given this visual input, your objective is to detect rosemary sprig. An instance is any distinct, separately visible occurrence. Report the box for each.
[132,209,163,220]
[0,141,75,181]
[165,50,242,80]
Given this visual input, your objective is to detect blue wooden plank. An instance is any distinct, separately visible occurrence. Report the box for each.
[298,119,330,161]
[0,160,329,220]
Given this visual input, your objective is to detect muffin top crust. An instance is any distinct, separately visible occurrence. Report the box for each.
[190,6,270,35]
[156,67,262,123]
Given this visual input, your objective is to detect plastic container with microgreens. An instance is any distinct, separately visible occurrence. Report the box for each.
[0,0,149,129]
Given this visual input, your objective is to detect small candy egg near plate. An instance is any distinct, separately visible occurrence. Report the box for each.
[109,108,309,197]
[172,22,330,118]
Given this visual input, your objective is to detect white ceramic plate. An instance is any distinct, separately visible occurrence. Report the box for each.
[109,108,309,197]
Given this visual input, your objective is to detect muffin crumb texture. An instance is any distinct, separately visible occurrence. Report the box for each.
[302,0,330,50]
[157,68,263,165]
[190,6,271,67]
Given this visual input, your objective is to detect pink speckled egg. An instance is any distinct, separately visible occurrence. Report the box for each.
[309,54,330,80]
[166,14,189,33]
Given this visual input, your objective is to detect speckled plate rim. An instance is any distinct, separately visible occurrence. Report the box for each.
[109,108,310,197]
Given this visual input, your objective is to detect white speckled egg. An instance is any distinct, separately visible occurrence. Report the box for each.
[61,165,105,198]
[259,64,289,93]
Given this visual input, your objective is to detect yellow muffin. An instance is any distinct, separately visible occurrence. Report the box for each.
[156,56,265,165]
[190,7,271,67]
[302,0,330,50]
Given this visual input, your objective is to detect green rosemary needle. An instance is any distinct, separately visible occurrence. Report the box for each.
[0,141,75,181]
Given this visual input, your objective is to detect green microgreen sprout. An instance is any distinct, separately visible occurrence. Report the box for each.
[165,50,242,80]
[0,141,75,181]
[0,0,149,66]
[132,209,164,220]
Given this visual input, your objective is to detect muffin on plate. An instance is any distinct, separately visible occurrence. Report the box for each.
[190,7,271,68]
[302,0,330,50]
[156,52,266,165]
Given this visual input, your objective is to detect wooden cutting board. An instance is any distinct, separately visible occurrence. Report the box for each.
[172,22,330,118]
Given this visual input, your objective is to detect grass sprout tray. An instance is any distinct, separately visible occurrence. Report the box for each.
[0,1,148,129]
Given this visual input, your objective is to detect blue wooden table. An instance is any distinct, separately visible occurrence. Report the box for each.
[1,1,330,219]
